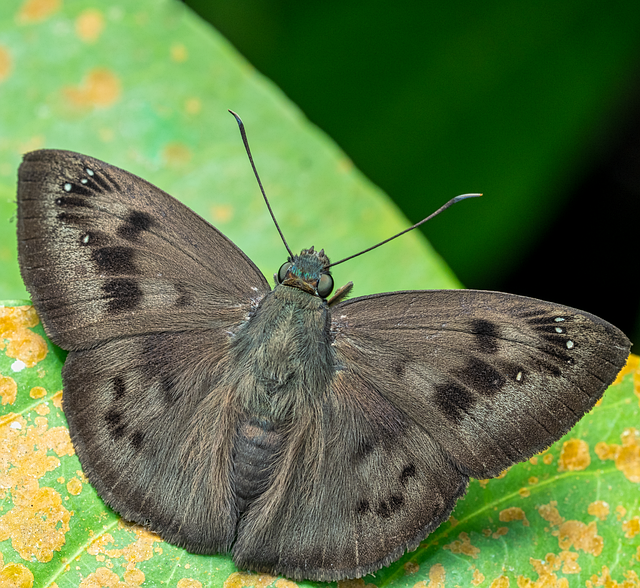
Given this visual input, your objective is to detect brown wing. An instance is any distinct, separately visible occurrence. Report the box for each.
[231,289,629,581]
[17,149,270,349]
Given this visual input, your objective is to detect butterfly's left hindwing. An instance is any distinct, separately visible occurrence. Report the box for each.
[330,289,630,479]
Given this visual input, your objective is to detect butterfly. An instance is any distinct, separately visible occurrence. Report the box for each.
[16,126,630,581]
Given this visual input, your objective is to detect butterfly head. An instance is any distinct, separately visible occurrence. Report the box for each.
[276,246,334,299]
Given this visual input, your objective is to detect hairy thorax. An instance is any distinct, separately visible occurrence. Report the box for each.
[228,284,335,514]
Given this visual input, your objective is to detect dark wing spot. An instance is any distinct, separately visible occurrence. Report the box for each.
[377,501,391,518]
[113,376,127,399]
[459,356,506,396]
[57,212,88,225]
[117,211,153,242]
[400,463,416,485]
[357,499,370,515]
[102,279,143,312]
[161,375,182,405]
[130,430,145,450]
[392,358,406,378]
[470,319,499,354]
[433,382,475,423]
[92,246,136,274]
[55,195,91,207]
[174,284,194,307]
[105,409,125,438]
[85,171,115,193]
[354,438,375,463]
[388,494,404,512]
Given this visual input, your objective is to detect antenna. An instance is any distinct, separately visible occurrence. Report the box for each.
[229,110,294,259]
[326,193,481,268]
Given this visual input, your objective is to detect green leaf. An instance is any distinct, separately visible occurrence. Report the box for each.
[0,0,460,306]
[1,305,638,587]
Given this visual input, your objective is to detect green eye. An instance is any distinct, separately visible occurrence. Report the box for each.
[278,262,292,283]
[317,273,334,298]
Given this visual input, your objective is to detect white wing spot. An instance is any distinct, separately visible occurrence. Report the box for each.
[516,371,523,381]
[555,327,563,333]
[81,178,88,184]
[82,234,90,244]
[566,340,574,349]
[86,168,94,176]
[63,183,72,192]
[252,287,259,292]
[555,317,565,322]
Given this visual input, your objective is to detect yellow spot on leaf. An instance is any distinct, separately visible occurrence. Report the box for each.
[616,505,627,521]
[557,520,603,556]
[519,487,531,498]
[66,477,83,496]
[595,428,640,483]
[171,42,189,62]
[612,353,638,385]
[0,306,48,368]
[185,97,202,115]
[275,580,300,588]
[622,516,640,539]
[558,551,580,574]
[536,501,564,527]
[17,0,60,22]
[35,402,49,415]
[489,576,509,588]
[226,573,299,588]
[542,453,554,465]
[124,568,145,585]
[162,142,192,167]
[0,486,70,562]
[500,506,530,526]
[0,374,17,405]
[0,45,12,82]
[29,386,47,399]
[443,531,480,559]
[558,438,590,471]
[178,580,203,588]
[52,390,63,409]
[211,204,234,224]
[588,500,610,521]
[0,562,34,588]
[517,554,569,588]
[528,476,539,485]
[529,456,539,465]
[472,569,485,586]
[586,566,640,587]
[79,567,126,588]
[64,68,121,108]
[75,8,105,43]
[404,561,419,575]
[492,527,509,539]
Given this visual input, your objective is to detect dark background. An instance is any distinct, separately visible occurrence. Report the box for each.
[186,0,640,350]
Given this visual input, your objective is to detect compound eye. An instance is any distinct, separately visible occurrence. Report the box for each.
[278,262,292,283]
[317,273,334,298]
